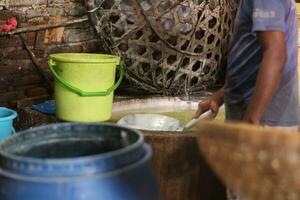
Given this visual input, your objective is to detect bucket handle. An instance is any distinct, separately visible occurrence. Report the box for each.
[48,59,124,97]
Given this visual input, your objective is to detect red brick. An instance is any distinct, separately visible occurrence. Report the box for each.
[48,44,83,54]
[0,61,33,74]
[0,85,7,92]
[0,73,42,87]
[0,32,35,49]
[26,32,37,46]
[26,87,48,97]
[9,94,50,108]
[5,49,45,60]
[9,0,46,7]
[35,31,46,50]
[0,0,100,106]
[13,74,42,86]
[0,36,22,48]
[0,91,25,106]
[14,84,41,91]
[0,65,18,75]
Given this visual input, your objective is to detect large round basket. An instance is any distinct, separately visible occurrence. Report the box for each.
[92,0,239,94]
[197,122,300,200]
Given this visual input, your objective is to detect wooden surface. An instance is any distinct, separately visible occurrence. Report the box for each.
[144,131,226,200]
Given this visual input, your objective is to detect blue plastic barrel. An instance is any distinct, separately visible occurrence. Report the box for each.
[0,123,160,200]
[0,107,17,140]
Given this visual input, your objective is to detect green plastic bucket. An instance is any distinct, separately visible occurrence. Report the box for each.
[48,53,123,122]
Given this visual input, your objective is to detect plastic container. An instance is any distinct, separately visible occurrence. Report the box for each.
[0,107,17,140]
[48,53,123,122]
[0,123,160,200]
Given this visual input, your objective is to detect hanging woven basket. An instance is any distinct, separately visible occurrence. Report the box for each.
[93,0,238,95]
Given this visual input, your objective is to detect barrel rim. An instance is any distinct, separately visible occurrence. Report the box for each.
[0,107,17,122]
[0,123,144,164]
[0,144,152,182]
[49,53,120,64]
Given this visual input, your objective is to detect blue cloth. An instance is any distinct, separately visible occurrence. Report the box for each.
[32,100,56,115]
[225,0,299,126]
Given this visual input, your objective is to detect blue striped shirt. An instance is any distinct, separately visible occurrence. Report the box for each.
[224,0,299,126]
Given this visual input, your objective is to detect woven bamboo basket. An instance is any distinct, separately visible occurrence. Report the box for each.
[93,0,238,94]
[197,122,300,200]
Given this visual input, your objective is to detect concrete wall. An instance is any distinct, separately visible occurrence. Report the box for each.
[0,0,102,106]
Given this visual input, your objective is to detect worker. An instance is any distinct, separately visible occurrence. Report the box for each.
[195,0,299,199]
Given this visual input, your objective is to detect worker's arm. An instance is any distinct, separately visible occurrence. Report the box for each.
[243,31,287,124]
[194,86,224,118]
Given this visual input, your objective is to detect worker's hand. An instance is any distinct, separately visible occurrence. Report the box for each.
[194,87,224,119]
[243,108,261,125]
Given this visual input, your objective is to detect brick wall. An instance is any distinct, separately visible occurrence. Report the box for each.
[0,0,103,107]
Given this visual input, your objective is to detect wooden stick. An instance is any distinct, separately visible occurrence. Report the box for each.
[19,34,53,94]
[0,17,88,36]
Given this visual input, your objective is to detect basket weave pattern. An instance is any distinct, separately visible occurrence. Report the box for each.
[197,122,300,200]
[96,0,238,94]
